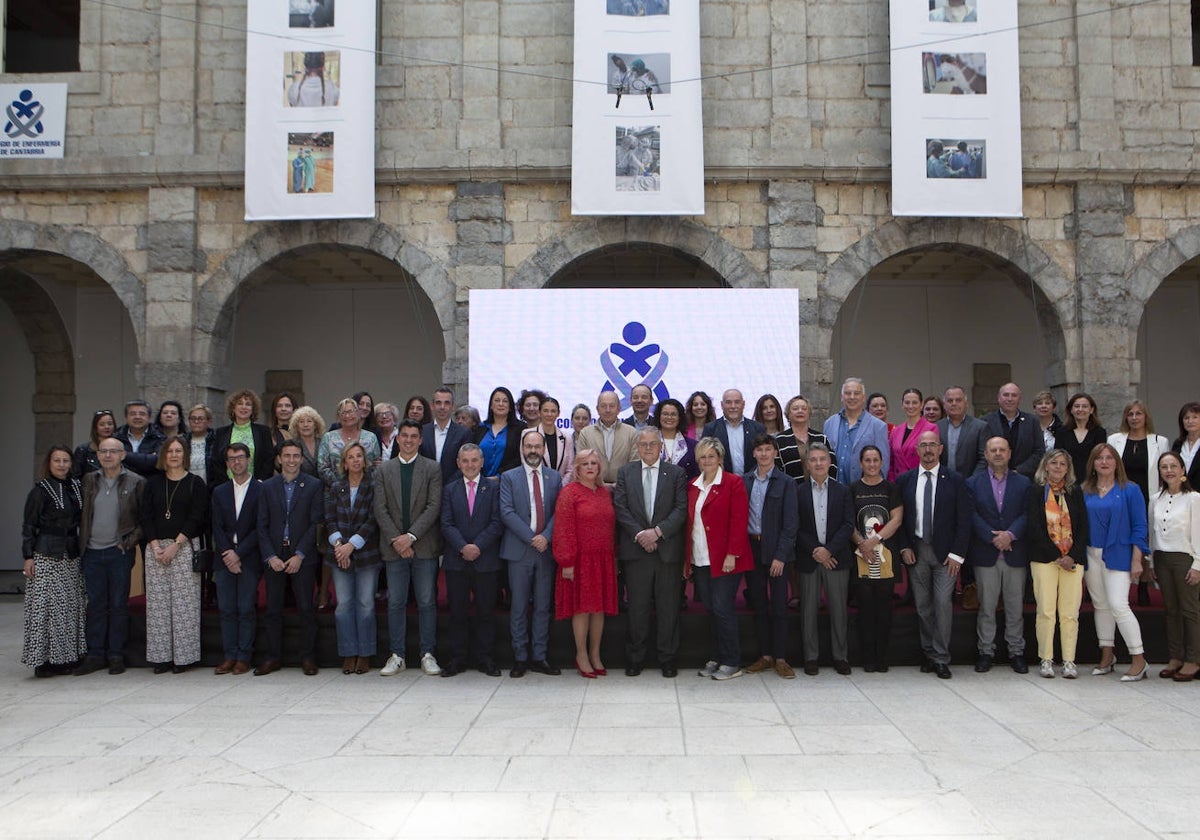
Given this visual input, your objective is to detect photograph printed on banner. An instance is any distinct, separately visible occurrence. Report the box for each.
[925,139,985,179]
[287,132,335,194]
[289,0,334,28]
[607,53,671,95]
[928,0,976,22]
[921,53,986,95]
[284,51,341,107]
[615,126,660,192]
[607,0,670,16]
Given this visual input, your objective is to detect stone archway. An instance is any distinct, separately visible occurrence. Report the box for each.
[508,218,767,289]
[818,218,1075,415]
[1126,223,1200,307]
[198,220,454,391]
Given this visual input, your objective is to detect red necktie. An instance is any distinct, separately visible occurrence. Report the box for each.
[532,469,545,534]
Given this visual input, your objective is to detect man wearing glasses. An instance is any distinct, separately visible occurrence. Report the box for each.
[211,443,263,675]
[74,440,145,676]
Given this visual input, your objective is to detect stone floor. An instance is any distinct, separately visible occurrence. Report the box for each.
[2,598,1199,839]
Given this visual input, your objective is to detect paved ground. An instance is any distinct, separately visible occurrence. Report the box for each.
[1,598,1197,839]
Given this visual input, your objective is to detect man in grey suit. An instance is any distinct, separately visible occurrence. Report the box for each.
[500,429,563,677]
[613,427,688,677]
[983,382,1045,479]
[374,419,444,677]
[937,385,987,477]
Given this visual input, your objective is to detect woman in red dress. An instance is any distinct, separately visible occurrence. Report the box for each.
[553,449,618,677]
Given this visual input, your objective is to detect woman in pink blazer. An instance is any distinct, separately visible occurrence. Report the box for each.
[888,388,938,481]
[687,437,754,680]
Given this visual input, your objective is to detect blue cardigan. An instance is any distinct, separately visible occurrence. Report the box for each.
[1083,483,1149,572]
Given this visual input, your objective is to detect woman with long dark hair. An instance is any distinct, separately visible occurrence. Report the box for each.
[1147,452,1200,681]
[475,386,525,477]
[1055,392,1107,485]
[684,391,715,441]
[73,410,117,478]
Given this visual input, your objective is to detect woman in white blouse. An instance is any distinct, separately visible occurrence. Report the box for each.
[1148,451,1200,681]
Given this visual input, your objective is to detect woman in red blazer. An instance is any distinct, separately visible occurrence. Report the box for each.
[688,437,753,680]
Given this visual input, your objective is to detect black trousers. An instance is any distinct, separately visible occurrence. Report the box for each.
[856,576,894,667]
[263,562,318,662]
[444,566,500,667]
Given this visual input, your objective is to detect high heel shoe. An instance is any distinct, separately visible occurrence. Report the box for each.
[1120,665,1149,682]
[575,658,597,679]
[1091,662,1114,676]
[592,667,607,676]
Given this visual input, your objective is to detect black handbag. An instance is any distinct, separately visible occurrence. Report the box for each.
[191,547,214,574]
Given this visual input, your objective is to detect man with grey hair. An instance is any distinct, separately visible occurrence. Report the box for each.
[613,427,688,677]
[938,385,987,477]
[577,390,638,485]
[823,377,890,484]
[703,389,765,477]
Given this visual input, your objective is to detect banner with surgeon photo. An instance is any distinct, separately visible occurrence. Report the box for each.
[244,0,376,221]
[571,0,704,216]
[889,0,1022,218]
[468,289,799,419]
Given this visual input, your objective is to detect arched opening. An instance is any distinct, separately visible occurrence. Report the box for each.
[546,243,729,288]
[223,245,445,419]
[1137,256,1200,425]
[0,252,139,569]
[831,245,1066,416]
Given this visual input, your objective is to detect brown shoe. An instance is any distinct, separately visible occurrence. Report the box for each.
[214,659,236,675]
[961,583,979,611]
[253,659,281,676]
[342,657,356,675]
[834,660,852,676]
[775,659,796,679]
[803,661,819,676]
[231,660,250,675]
[355,656,371,675]
[746,655,774,673]
[302,658,319,676]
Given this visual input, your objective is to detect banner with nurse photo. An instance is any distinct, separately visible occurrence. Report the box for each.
[571,0,704,216]
[244,0,376,221]
[890,0,1022,217]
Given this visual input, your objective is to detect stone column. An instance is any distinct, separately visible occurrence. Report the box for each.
[449,182,510,397]
[156,0,198,156]
[1074,183,1138,414]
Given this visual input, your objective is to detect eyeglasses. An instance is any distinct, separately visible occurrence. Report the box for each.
[97,448,124,455]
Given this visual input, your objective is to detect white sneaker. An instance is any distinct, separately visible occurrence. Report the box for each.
[1039,659,1055,678]
[420,652,441,676]
[697,660,718,677]
[1062,661,1078,679]
[712,664,744,681]
[380,653,406,676]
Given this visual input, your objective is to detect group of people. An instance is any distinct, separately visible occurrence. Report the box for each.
[19,379,1200,685]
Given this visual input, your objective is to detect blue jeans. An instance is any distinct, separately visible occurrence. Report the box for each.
[332,563,380,657]
[81,546,134,662]
[692,567,742,667]
[385,557,438,658]
[215,559,262,662]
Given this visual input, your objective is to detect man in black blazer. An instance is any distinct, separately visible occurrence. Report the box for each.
[420,386,472,482]
[898,430,973,678]
[210,442,262,676]
[440,443,505,677]
[255,439,324,676]
[613,428,688,677]
[742,434,800,678]
[703,389,766,476]
[937,385,987,477]
[982,382,1045,479]
[621,383,655,431]
[796,443,856,675]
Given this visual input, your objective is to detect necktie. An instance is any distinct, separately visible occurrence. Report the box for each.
[532,469,544,534]
[922,470,934,542]
[643,465,654,518]
[467,479,476,515]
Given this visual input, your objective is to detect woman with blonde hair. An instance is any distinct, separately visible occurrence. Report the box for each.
[287,405,326,478]
[318,398,382,485]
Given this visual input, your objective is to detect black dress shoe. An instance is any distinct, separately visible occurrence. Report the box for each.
[863,664,877,673]
[529,659,560,675]
[920,660,935,673]
[661,665,678,678]
[803,661,819,676]
[1010,655,1029,674]
[625,664,643,677]
[478,662,502,677]
[73,657,106,677]
[107,658,126,675]
[171,663,189,674]
[440,663,463,678]
[975,654,993,673]
[301,659,319,676]
[254,660,281,676]
[935,663,952,679]
[510,661,528,678]
[833,660,851,676]
[876,665,889,673]
[152,663,172,675]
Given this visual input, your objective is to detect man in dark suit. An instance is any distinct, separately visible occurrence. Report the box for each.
[440,443,505,677]
[612,427,688,677]
[499,429,563,677]
[796,442,857,675]
[937,385,987,477]
[374,419,444,677]
[966,436,1033,674]
[621,383,655,431]
[742,434,800,678]
[420,385,472,483]
[703,389,766,476]
[898,430,973,678]
[210,442,262,676]
[983,382,1045,478]
[114,399,164,476]
[256,439,324,676]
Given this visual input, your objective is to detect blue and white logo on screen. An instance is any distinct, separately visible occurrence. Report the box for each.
[4,90,45,139]
[600,321,670,410]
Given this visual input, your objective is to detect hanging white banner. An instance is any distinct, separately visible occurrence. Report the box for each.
[571,1,704,216]
[890,0,1022,218]
[244,0,376,221]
